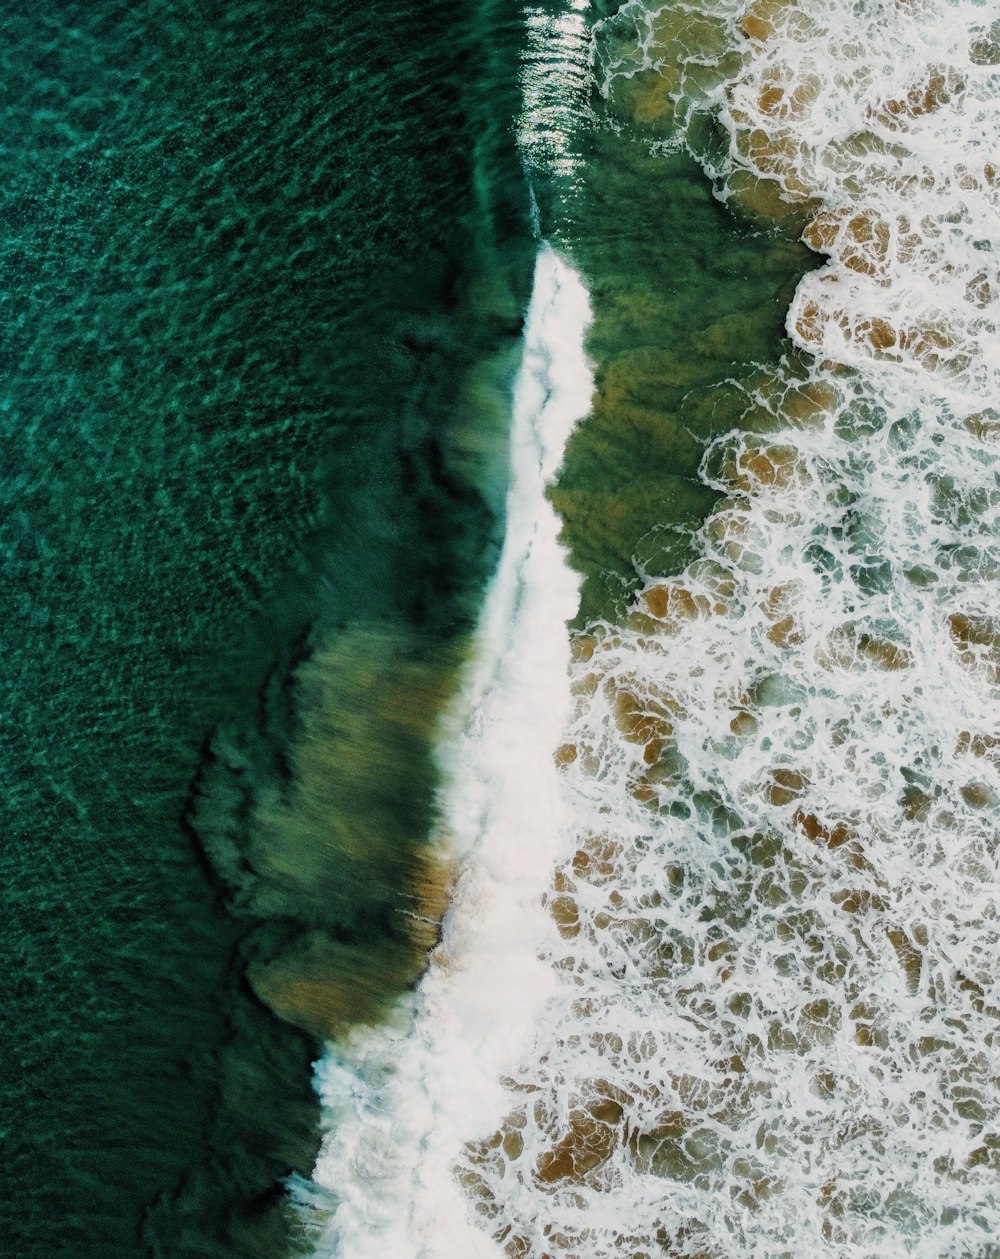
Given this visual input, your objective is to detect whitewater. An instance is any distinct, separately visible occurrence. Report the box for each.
[304,1,1000,1255]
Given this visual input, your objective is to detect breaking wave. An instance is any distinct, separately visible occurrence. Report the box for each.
[302,246,593,1257]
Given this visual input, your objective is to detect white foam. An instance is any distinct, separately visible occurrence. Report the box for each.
[302,245,593,1258]
[444,2,1000,1256]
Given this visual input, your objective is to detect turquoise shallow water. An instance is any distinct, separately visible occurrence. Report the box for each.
[1,3,533,1256]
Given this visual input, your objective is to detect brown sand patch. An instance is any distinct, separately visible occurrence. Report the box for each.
[861,317,899,351]
[804,208,894,277]
[546,866,582,941]
[535,1104,622,1184]
[799,998,838,1038]
[607,679,681,769]
[948,611,1000,681]
[547,890,580,940]
[802,209,847,254]
[641,582,714,623]
[792,298,826,347]
[732,122,814,201]
[571,833,623,884]
[756,73,820,121]
[794,294,958,368]
[688,559,739,603]
[886,926,923,993]
[874,69,959,127]
[956,970,1000,1020]
[955,730,1000,762]
[971,32,1000,65]
[818,1179,849,1244]
[762,582,804,648]
[735,1173,785,1212]
[964,271,993,308]
[570,632,598,663]
[850,1000,890,1049]
[616,8,729,130]
[764,607,800,650]
[895,324,957,367]
[737,0,799,43]
[554,742,579,767]
[730,443,807,495]
[786,378,839,422]
[739,376,838,433]
[794,808,853,850]
[757,84,786,116]
[763,766,810,806]
[628,741,690,801]
[729,709,759,738]
[724,166,821,230]
[830,887,888,914]
[704,504,761,569]
[816,624,912,671]
[959,780,998,808]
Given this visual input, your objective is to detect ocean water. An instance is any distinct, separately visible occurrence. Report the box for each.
[2,3,534,1257]
[10,0,1000,1255]
[294,0,1000,1256]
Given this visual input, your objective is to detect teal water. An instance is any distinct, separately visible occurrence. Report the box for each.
[1,3,534,1256]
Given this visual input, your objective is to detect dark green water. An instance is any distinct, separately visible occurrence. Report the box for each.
[1,3,534,1256]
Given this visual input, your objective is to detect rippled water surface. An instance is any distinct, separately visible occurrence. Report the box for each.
[2,3,533,1255]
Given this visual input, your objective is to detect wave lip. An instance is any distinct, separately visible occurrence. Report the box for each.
[302,245,593,1258]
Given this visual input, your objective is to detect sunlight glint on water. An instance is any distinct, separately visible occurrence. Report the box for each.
[518,0,593,178]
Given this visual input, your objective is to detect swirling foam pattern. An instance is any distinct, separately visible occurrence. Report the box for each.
[459,2,1000,1256]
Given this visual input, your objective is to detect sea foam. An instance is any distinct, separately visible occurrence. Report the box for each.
[304,245,593,1258]
[454,2,1000,1256]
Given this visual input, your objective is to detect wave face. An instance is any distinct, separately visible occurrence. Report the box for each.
[455,2,1000,1256]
